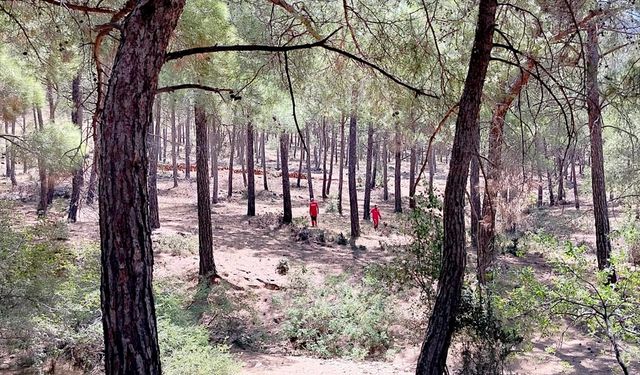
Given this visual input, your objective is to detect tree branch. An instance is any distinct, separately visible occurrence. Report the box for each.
[40,0,116,14]
[157,84,234,94]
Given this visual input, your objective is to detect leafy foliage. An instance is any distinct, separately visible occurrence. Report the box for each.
[18,122,85,175]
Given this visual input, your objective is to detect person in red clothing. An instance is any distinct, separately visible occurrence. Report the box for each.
[370,204,381,230]
[309,198,319,227]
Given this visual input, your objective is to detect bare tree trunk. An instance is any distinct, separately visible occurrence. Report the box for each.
[322,119,328,199]
[280,132,292,224]
[210,117,219,204]
[586,23,615,281]
[35,106,48,216]
[428,145,435,195]
[262,131,268,190]
[148,97,161,229]
[276,142,280,171]
[68,74,84,222]
[185,100,191,180]
[195,103,217,280]
[363,123,374,220]
[326,123,335,196]
[394,125,402,213]
[171,96,178,188]
[9,120,16,186]
[572,150,579,209]
[348,88,360,238]
[383,137,389,201]
[239,128,247,188]
[98,2,185,372]
[4,121,9,177]
[247,122,256,216]
[162,126,167,162]
[416,0,497,372]
[296,139,304,188]
[409,145,416,209]
[370,139,378,189]
[470,155,480,250]
[305,125,314,198]
[227,125,236,197]
[338,115,345,215]
[21,114,27,174]
[557,156,565,203]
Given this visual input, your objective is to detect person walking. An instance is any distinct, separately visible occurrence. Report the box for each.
[309,198,319,227]
[370,204,381,230]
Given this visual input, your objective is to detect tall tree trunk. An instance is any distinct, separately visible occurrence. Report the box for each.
[240,129,247,188]
[68,74,84,222]
[394,125,402,213]
[171,96,178,188]
[383,137,389,201]
[162,126,167,162]
[262,131,268,191]
[305,125,314,199]
[338,115,345,215]
[572,150,579,209]
[477,57,534,283]
[296,142,304,188]
[9,121,16,186]
[322,119,329,199]
[247,122,256,216]
[586,23,615,281]
[4,121,9,177]
[280,132,292,224]
[416,0,497,372]
[470,155,480,250]
[185,101,191,180]
[370,139,378,189]
[348,89,360,238]
[227,125,236,197]
[35,106,48,216]
[148,97,161,229]
[276,142,280,170]
[409,145,417,209]
[98,2,185,373]
[557,156,565,203]
[363,123,374,220]
[195,103,217,280]
[21,114,27,174]
[326,123,335,196]
[428,146,436,194]
[210,118,219,204]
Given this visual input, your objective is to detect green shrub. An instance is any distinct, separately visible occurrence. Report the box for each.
[282,271,396,360]
[153,233,198,256]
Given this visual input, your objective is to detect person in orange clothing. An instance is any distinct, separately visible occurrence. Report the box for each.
[370,204,381,230]
[309,198,319,227]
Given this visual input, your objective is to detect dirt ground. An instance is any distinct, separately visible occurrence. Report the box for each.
[1,150,638,374]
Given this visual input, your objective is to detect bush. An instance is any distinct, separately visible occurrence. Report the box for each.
[282,271,396,360]
[153,233,198,256]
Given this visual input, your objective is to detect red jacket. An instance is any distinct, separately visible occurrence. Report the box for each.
[371,207,381,221]
[309,201,319,216]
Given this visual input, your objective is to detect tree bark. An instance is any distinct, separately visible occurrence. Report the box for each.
[35,106,48,216]
[322,119,328,199]
[185,100,191,180]
[394,125,402,213]
[586,23,615,281]
[305,125,314,199]
[348,89,360,238]
[572,150,579,209]
[68,74,84,222]
[409,145,417,209]
[280,132,292,224]
[383,136,389,201]
[338,115,345,215]
[370,139,378,189]
[240,129,247,187]
[98,1,185,373]
[227,125,236,197]
[210,117,219,204]
[195,103,217,280]
[326,123,335,196]
[470,155,480,250]
[416,0,497,372]
[171,96,178,188]
[247,122,256,216]
[363,123,374,220]
[296,141,304,188]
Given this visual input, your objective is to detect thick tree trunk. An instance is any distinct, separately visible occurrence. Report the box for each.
[416,0,497,372]
[280,132,292,224]
[185,102,191,180]
[68,75,84,222]
[148,97,161,229]
[383,137,389,201]
[338,116,345,215]
[195,103,217,280]
[98,2,185,373]
[363,123,374,220]
[586,23,615,281]
[348,89,360,238]
[326,123,335,196]
[409,145,416,209]
[305,125,314,198]
[470,155,480,250]
[477,57,534,283]
[171,97,178,188]
[227,125,235,197]
[240,129,247,187]
[262,131,268,191]
[394,125,402,213]
[247,122,256,216]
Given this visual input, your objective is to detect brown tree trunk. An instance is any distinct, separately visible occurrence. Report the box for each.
[470,155,480,251]
[477,57,534,283]
[227,125,236,197]
[363,123,374,220]
[428,146,436,194]
[148,97,161,229]
[171,96,178,188]
[586,23,615,281]
[322,119,328,199]
[247,122,256,216]
[162,126,167,162]
[338,115,345,215]
[210,118,219,204]
[572,150,579,209]
[195,103,217,280]
[394,125,402,213]
[305,125,314,199]
[383,137,389,201]
[35,106,48,216]
[240,129,247,188]
[68,74,84,222]
[98,1,185,373]
[409,145,416,209]
[416,0,497,372]
[370,139,378,189]
[326,123,335,196]
[185,101,191,180]
[262,131,268,191]
[348,88,360,238]
[280,132,292,224]
[296,142,304,188]
[4,121,9,178]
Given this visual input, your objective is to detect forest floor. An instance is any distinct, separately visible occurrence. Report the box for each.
[1,154,638,374]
